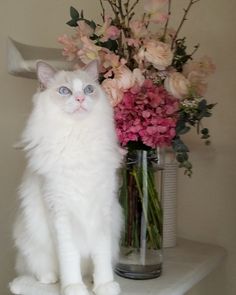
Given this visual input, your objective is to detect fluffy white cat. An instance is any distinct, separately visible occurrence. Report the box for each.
[9,60,123,295]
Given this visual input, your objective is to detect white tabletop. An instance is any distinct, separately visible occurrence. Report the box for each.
[116,238,226,295]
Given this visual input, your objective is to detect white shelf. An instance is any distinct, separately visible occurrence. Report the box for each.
[116,238,226,295]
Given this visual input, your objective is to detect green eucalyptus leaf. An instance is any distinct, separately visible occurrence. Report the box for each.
[176,152,188,163]
[198,99,207,110]
[172,137,189,153]
[201,128,209,135]
[179,126,191,135]
[207,103,217,109]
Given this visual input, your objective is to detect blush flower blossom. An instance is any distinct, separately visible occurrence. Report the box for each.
[115,80,179,148]
[60,1,216,174]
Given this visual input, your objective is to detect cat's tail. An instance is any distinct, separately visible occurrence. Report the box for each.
[9,276,60,295]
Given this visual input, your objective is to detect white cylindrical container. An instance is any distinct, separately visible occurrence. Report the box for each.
[163,152,178,248]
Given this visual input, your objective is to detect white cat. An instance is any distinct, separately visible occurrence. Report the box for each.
[9,60,123,295]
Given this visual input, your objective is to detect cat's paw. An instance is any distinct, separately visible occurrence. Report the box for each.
[94,281,121,295]
[9,277,23,294]
[37,272,58,284]
[63,283,90,295]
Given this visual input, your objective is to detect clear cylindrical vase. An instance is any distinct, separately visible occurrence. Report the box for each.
[115,148,164,280]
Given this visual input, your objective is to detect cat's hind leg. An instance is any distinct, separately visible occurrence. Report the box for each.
[14,172,59,285]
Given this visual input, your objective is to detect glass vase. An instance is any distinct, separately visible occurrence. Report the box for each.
[115,148,164,280]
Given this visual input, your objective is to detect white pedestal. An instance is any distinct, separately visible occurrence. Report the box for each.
[116,238,226,295]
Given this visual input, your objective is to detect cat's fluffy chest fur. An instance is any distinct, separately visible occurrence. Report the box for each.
[10,61,123,295]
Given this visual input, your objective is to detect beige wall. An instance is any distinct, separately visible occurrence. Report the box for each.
[0,0,235,294]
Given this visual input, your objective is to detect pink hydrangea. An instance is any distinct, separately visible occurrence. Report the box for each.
[114,80,179,148]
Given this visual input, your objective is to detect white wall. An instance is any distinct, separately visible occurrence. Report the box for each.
[0,1,235,294]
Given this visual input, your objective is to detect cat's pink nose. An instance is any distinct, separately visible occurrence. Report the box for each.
[75,94,85,102]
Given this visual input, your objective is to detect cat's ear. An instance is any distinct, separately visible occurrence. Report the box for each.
[36,61,57,87]
[83,60,99,81]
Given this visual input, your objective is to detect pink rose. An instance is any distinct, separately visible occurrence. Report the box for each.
[106,25,120,40]
[102,79,124,106]
[96,16,120,42]
[164,72,190,99]
[144,40,173,70]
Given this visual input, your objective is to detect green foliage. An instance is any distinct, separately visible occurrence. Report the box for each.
[127,141,152,151]
[66,6,96,30]
[172,38,192,72]
[97,39,118,52]
[173,98,216,176]
[66,6,118,53]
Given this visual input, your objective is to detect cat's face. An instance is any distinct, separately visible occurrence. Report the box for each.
[37,61,100,118]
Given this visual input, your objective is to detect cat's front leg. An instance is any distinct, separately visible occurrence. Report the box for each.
[92,234,121,295]
[54,214,90,295]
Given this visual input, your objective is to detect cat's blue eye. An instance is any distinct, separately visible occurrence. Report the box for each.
[83,84,94,95]
[58,86,72,96]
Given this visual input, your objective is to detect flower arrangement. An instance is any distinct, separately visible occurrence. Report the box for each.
[59,0,216,176]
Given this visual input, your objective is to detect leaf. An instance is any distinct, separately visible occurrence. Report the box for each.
[207,103,217,109]
[70,6,80,20]
[66,19,78,27]
[172,137,189,153]
[201,128,209,135]
[198,99,207,110]
[178,125,191,135]
[84,19,97,30]
[176,152,188,163]
[100,39,118,52]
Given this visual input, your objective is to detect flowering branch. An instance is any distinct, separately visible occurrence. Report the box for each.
[117,0,125,22]
[99,0,105,21]
[128,0,140,15]
[189,43,200,57]
[171,0,201,49]
[163,0,172,41]
[106,0,121,26]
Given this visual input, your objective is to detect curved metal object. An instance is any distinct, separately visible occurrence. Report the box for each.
[7,37,72,79]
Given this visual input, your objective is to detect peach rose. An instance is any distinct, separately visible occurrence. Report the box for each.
[183,56,216,77]
[115,66,135,90]
[186,71,208,96]
[133,68,145,86]
[114,66,145,90]
[101,79,124,106]
[144,40,173,70]
[183,56,215,96]
[164,72,190,99]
